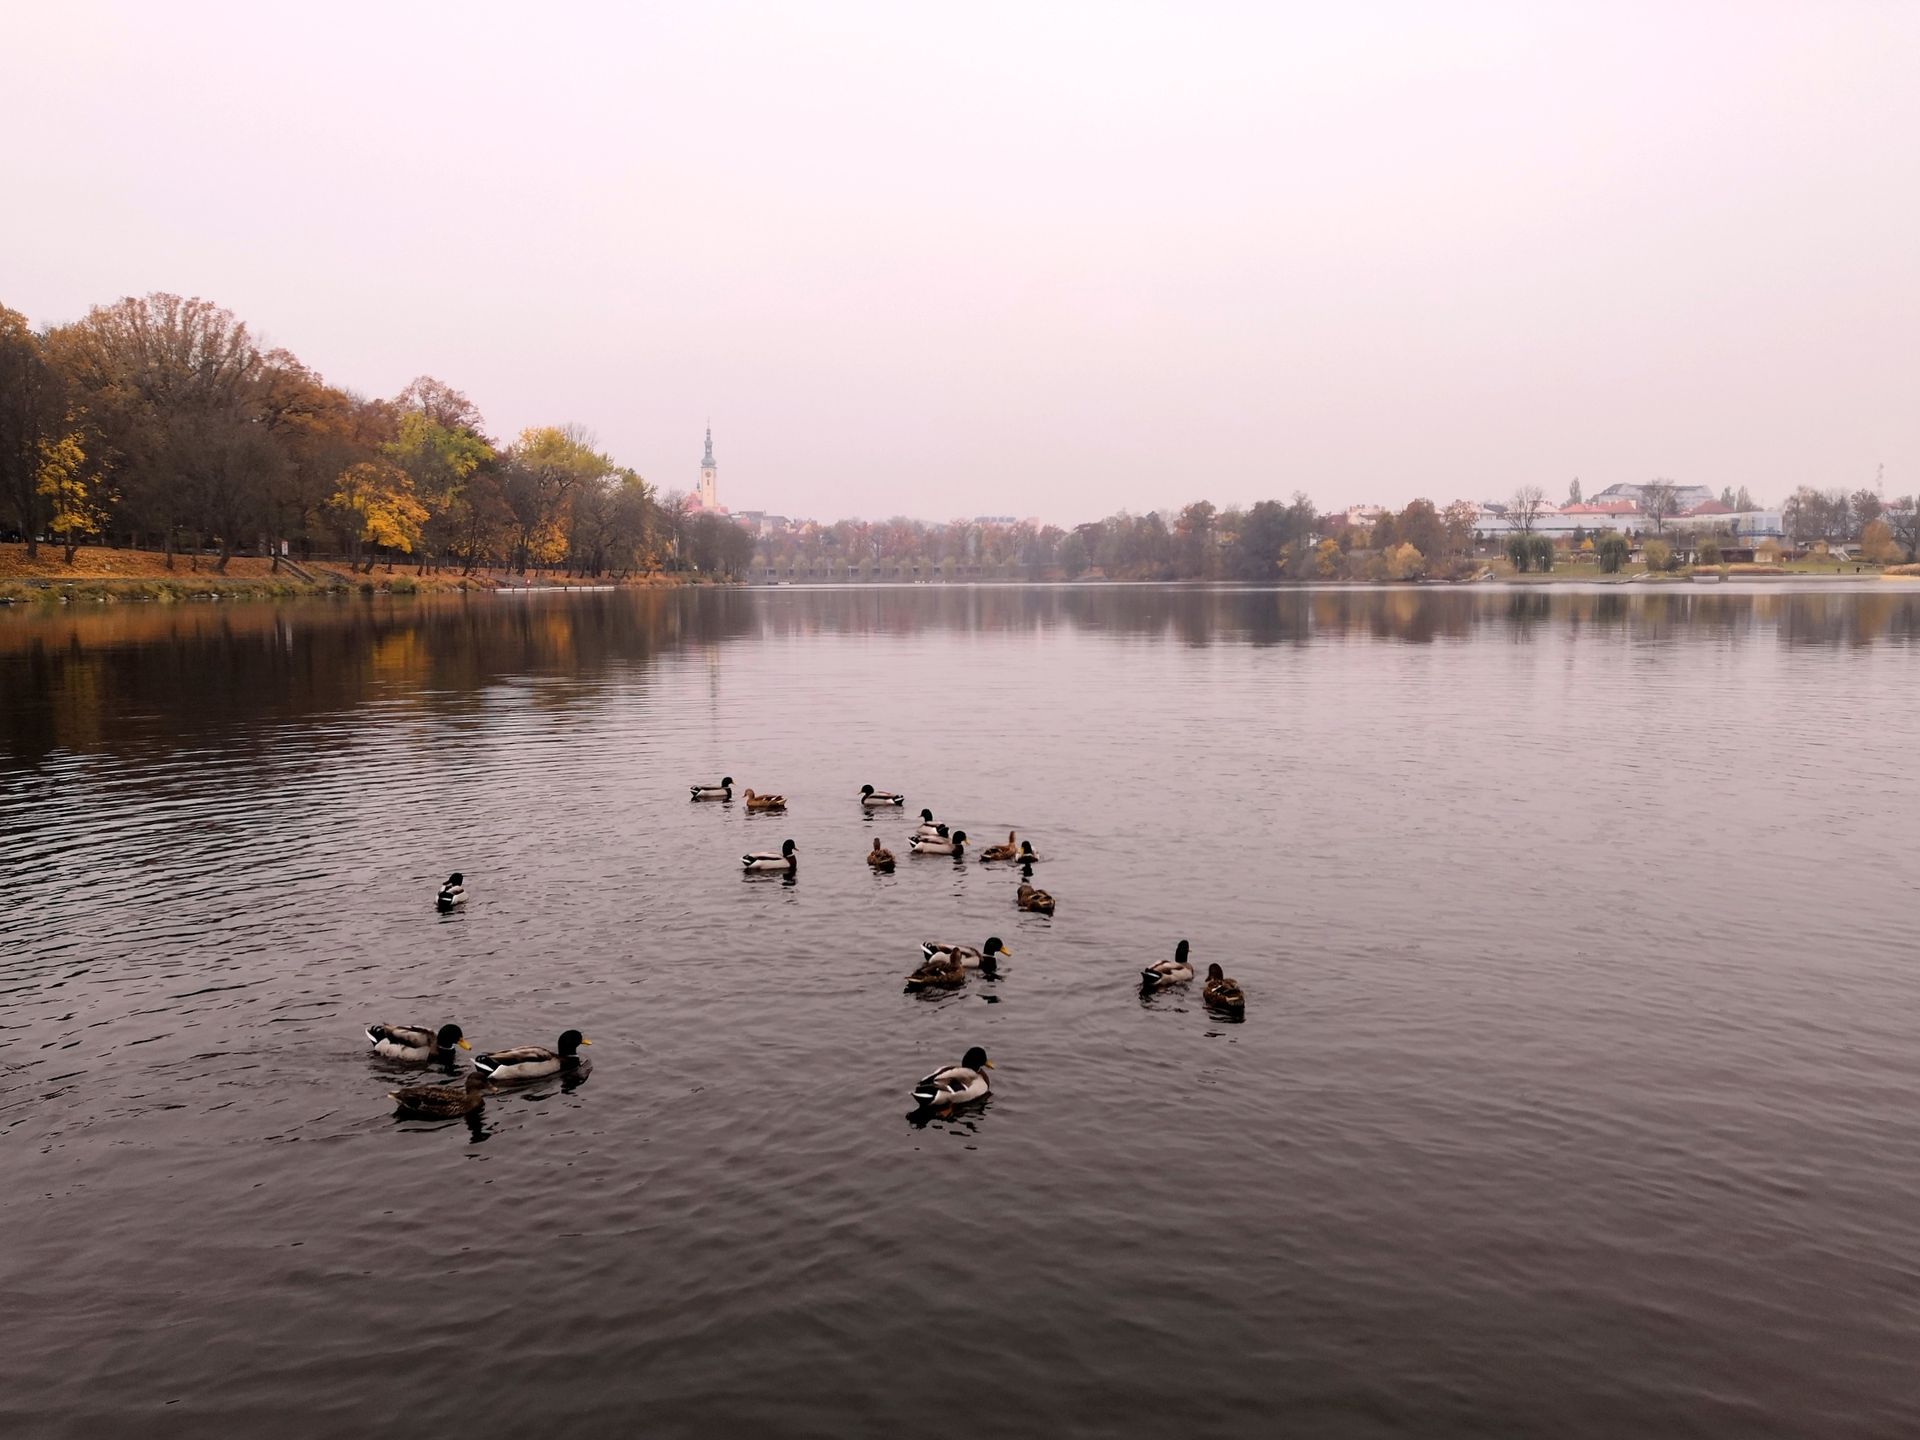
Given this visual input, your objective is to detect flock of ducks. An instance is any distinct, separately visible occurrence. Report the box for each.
[692,776,1248,1113]
[369,1022,592,1118]
[389,783,1245,1122]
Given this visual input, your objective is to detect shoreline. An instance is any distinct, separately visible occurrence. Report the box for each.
[0,552,714,606]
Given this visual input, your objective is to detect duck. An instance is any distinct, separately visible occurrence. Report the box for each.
[366,1021,471,1064]
[743,788,786,812]
[908,828,968,857]
[390,1071,488,1118]
[867,838,896,872]
[435,872,466,910]
[1203,962,1246,1014]
[919,936,1010,971]
[911,1046,993,1107]
[860,784,906,807]
[980,830,1020,861]
[472,1029,591,1084]
[1015,881,1055,915]
[743,838,798,873]
[690,776,734,801]
[913,809,944,839]
[903,952,972,989]
[1016,840,1041,863]
[1141,939,1195,990]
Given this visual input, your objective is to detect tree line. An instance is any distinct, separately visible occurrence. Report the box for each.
[0,293,757,578]
[754,497,1490,581]
[7,292,1913,581]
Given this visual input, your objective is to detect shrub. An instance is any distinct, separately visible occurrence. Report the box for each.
[1757,538,1783,563]
[1504,533,1532,572]
[1596,532,1630,573]
[1384,542,1426,580]
[1643,539,1673,572]
[1696,537,1722,566]
[1528,534,1554,572]
[1861,519,1896,564]
[388,575,417,595]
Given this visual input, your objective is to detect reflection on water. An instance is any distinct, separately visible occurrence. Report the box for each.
[2,583,1918,1440]
[3,584,1916,765]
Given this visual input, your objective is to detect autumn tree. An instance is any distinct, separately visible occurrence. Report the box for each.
[1174,500,1216,578]
[326,460,428,571]
[502,425,609,574]
[256,351,371,564]
[1383,542,1425,580]
[1442,500,1480,557]
[36,432,111,563]
[1057,530,1090,577]
[1397,498,1445,563]
[387,400,493,571]
[47,293,270,569]
[0,305,68,556]
[395,375,488,437]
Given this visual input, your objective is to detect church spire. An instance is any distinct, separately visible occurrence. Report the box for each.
[697,425,718,510]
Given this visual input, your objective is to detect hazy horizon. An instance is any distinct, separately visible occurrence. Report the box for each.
[4,1,1915,523]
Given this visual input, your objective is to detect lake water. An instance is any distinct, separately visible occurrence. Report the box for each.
[2,584,1917,1439]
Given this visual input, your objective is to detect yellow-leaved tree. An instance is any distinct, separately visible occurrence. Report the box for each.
[1384,542,1426,581]
[36,432,108,564]
[326,460,428,572]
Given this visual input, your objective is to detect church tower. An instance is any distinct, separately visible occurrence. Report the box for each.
[698,427,717,510]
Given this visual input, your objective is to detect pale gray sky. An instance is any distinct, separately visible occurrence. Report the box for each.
[4,1,1915,522]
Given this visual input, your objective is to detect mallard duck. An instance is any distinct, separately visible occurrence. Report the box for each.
[860,784,906,807]
[911,1046,993,1107]
[904,952,971,989]
[390,1071,487,1118]
[908,828,967,857]
[1016,840,1041,863]
[913,809,944,838]
[919,936,1009,972]
[867,838,896,871]
[743,838,798,873]
[743,788,786,812]
[690,776,734,801]
[1015,881,1055,914]
[1141,939,1195,990]
[435,872,466,910]
[981,830,1020,861]
[1203,962,1246,1013]
[473,1029,591,1084]
[366,1022,471,1063]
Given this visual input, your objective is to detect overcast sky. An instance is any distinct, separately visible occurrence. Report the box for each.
[4,2,1915,522]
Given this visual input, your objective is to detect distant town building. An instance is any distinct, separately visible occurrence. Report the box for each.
[1591,480,1718,512]
[1332,505,1387,532]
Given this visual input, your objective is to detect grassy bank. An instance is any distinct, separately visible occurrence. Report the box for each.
[0,544,703,605]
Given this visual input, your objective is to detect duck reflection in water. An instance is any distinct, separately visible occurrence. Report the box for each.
[905,1096,992,1131]
[520,1063,594,1101]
